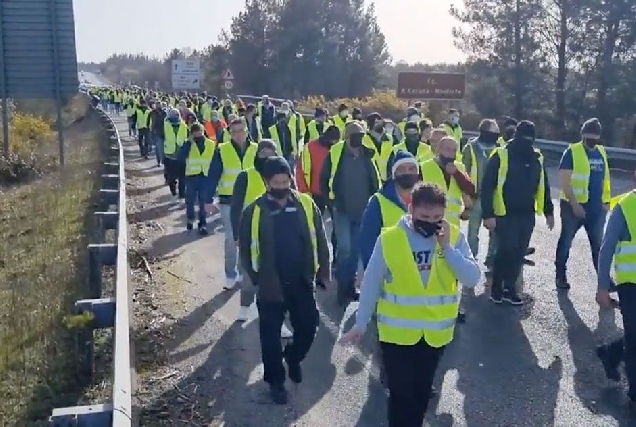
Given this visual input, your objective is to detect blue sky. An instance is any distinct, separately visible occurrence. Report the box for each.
[73,0,465,64]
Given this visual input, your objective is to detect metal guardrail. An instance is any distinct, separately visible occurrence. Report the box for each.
[49,108,133,426]
[237,94,636,168]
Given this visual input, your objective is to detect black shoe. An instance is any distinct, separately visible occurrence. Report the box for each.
[523,257,536,266]
[169,186,177,196]
[186,222,193,231]
[596,345,621,382]
[198,225,208,236]
[350,289,360,302]
[556,278,571,290]
[502,290,523,306]
[525,247,536,256]
[269,384,288,405]
[457,310,466,323]
[490,287,503,304]
[285,357,302,384]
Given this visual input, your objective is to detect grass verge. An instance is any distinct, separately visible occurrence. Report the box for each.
[0,97,111,425]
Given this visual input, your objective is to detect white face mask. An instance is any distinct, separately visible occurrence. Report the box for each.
[450,116,460,125]
[408,115,419,123]
[281,109,290,116]
[386,125,395,134]
[340,111,349,118]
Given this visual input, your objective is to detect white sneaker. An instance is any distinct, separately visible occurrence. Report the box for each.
[223,277,237,290]
[281,324,293,339]
[236,305,251,322]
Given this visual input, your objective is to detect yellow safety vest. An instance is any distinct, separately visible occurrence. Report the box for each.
[163,121,188,156]
[136,109,150,129]
[491,147,545,216]
[306,120,324,141]
[217,142,257,196]
[300,142,314,191]
[420,159,464,226]
[332,115,351,139]
[443,123,463,158]
[250,192,318,272]
[327,141,380,200]
[377,224,460,347]
[613,191,636,284]
[560,142,611,204]
[363,134,395,182]
[392,142,434,164]
[185,138,215,176]
[376,193,405,228]
[497,137,507,147]
[269,124,298,156]
[243,167,266,210]
[125,105,135,117]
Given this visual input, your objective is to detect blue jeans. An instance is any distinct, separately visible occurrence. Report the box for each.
[185,175,207,227]
[127,117,136,136]
[220,204,238,279]
[467,198,497,268]
[554,200,606,280]
[153,134,164,165]
[333,209,360,292]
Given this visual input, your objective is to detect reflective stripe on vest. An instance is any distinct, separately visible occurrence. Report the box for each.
[185,139,215,176]
[136,109,150,129]
[250,192,318,272]
[244,167,266,210]
[560,142,611,204]
[419,159,464,226]
[466,144,479,193]
[376,193,405,228]
[363,134,394,182]
[163,121,188,156]
[491,147,545,216]
[217,142,257,196]
[377,225,460,347]
[614,191,636,284]
[393,142,433,164]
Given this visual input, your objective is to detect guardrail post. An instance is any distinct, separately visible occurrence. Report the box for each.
[51,102,133,427]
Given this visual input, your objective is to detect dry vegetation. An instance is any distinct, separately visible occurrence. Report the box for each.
[0,95,111,425]
[296,90,483,130]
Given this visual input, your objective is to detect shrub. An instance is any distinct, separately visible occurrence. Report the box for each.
[296,90,483,131]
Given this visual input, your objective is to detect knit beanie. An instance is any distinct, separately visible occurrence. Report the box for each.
[515,120,536,140]
[391,150,419,178]
[262,156,291,180]
[257,139,277,154]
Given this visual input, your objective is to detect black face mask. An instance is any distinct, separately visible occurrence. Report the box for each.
[349,134,364,148]
[413,219,441,238]
[395,174,419,189]
[254,156,269,173]
[439,155,454,166]
[373,124,385,133]
[194,135,205,143]
[585,138,600,148]
[479,131,499,145]
[503,128,515,141]
[405,134,419,144]
[268,187,291,200]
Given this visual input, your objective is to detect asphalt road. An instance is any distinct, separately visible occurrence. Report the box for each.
[116,112,636,427]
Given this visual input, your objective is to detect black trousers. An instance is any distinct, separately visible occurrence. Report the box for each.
[163,157,185,197]
[605,285,636,401]
[138,128,150,156]
[381,338,445,427]
[257,285,319,385]
[492,213,535,294]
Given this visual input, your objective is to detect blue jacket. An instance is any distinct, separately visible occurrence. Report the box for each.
[359,180,408,268]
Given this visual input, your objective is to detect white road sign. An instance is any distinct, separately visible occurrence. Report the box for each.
[172,59,201,90]
[224,80,234,90]
[223,69,234,80]
[172,74,201,90]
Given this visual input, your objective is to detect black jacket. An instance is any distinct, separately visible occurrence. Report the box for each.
[238,190,330,302]
[481,140,554,218]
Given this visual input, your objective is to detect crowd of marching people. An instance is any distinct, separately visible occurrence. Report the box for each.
[90,85,636,426]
